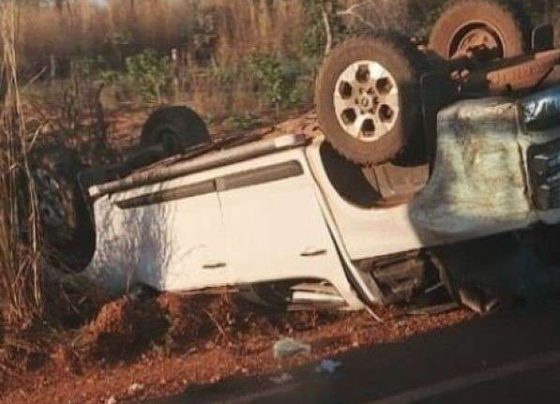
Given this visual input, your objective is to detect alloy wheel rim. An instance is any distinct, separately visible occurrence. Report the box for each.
[334,60,400,143]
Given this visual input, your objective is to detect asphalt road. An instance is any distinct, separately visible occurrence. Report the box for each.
[152,299,560,404]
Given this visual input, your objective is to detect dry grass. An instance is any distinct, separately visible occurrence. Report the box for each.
[13,0,552,87]
[0,2,44,327]
[14,0,432,122]
[17,0,311,72]
[14,0,436,71]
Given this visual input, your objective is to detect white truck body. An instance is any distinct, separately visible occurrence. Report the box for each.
[84,93,560,309]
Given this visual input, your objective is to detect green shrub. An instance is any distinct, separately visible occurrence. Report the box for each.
[301,0,346,60]
[224,113,261,131]
[72,50,173,106]
[70,56,109,79]
[248,53,303,110]
[123,50,172,105]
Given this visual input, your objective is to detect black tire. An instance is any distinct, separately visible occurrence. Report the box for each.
[30,147,95,272]
[315,34,425,166]
[240,285,289,311]
[140,106,211,157]
[429,0,530,62]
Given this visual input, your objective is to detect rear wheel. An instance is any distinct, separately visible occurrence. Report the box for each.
[140,106,211,157]
[315,35,424,166]
[429,0,530,63]
[31,147,95,272]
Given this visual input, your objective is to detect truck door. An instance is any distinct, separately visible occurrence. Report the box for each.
[218,156,345,287]
[107,178,230,291]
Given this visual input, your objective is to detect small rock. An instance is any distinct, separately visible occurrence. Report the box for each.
[273,338,311,359]
[105,397,117,404]
[270,372,294,384]
[128,383,145,394]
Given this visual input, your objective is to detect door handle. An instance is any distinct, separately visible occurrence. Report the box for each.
[202,262,227,269]
[300,248,327,257]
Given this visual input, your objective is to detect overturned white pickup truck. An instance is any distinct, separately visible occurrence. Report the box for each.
[33,2,560,310]
[56,87,558,311]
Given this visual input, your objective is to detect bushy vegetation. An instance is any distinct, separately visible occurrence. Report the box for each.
[107,50,173,105]
[14,0,552,120]
[248,53,304,110]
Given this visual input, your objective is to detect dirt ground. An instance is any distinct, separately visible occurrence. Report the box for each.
[0,291,474,404]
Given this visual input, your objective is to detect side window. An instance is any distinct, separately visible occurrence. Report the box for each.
[116,180,216,209]
[217,161,304,191]
[116,161,303,209]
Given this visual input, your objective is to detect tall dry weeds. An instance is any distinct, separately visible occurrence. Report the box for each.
[0,2,44,327]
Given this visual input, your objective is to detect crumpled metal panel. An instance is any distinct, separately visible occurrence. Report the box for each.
[517,86,560,225]
[518,85,560,131]
[410,98,537,242]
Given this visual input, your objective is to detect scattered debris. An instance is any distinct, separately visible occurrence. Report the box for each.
[128,382,145,395]
[105,396,117,404]
[364,306,384,323]
[269,372,294,384]
[485,297,501,313]
[458,287,501,314]
[273,338,312,359]
[424,281,445,295]
[315,359,342,374]
[408,302,460,316]
[458,287,484,313]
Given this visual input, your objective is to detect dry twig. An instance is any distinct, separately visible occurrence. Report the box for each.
[0,1,44,327]
[337,1,377,30]
[322,5,333,55]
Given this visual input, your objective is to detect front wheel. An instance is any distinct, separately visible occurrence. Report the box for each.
[315,34,425,166]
